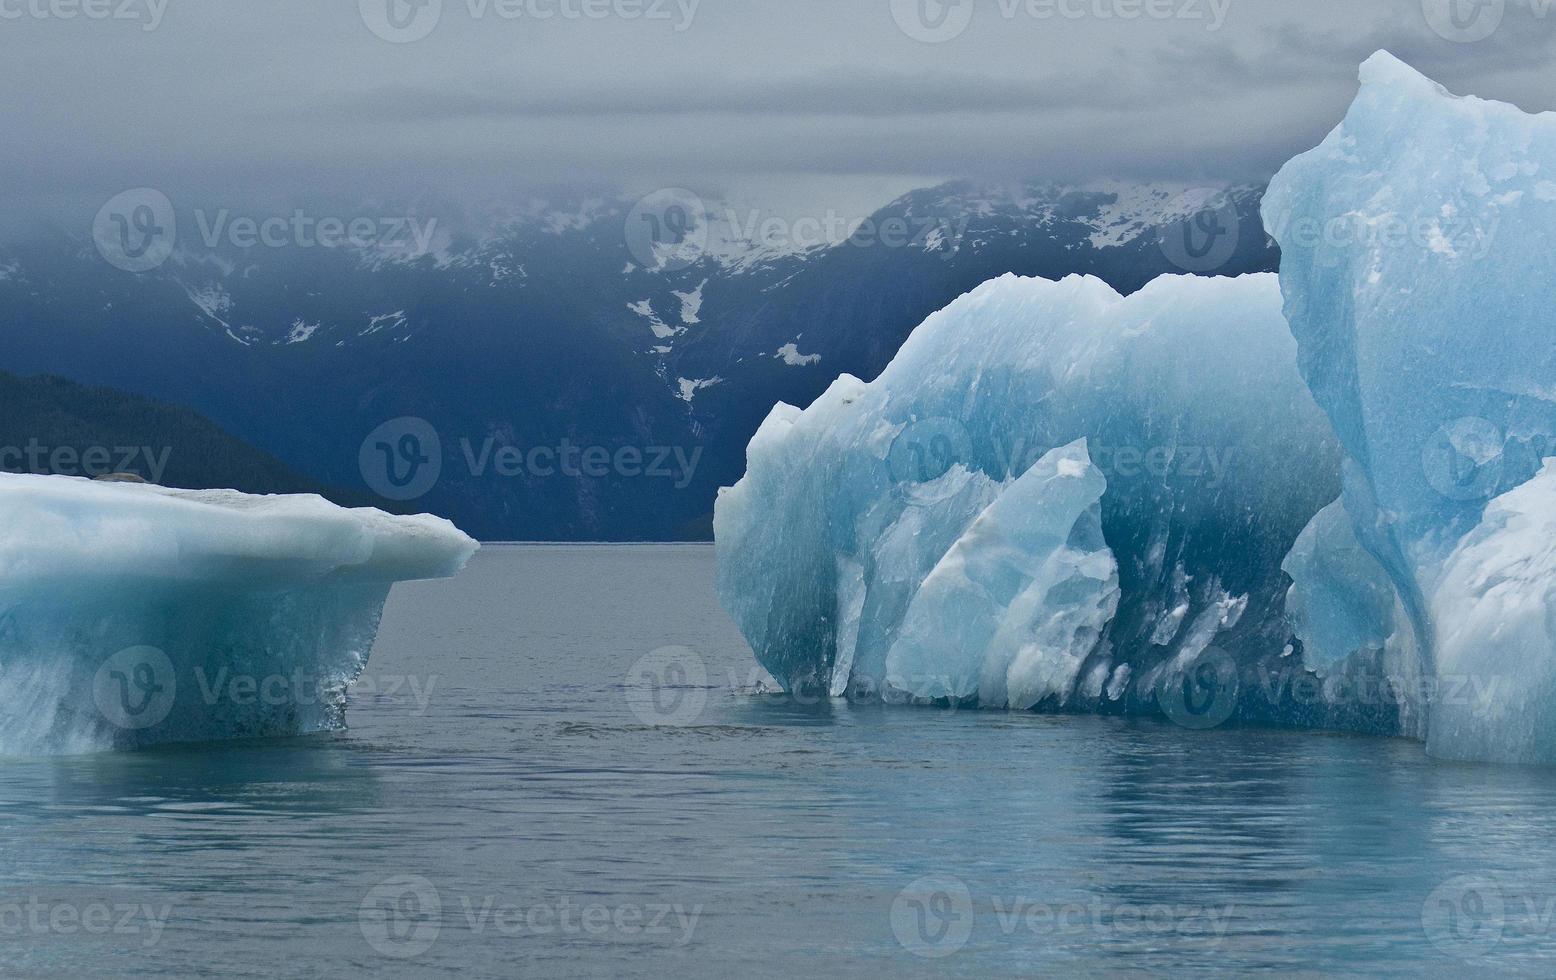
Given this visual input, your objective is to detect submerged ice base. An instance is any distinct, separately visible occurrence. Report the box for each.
[0,474,477,754]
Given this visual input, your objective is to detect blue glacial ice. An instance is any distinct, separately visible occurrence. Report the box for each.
[0,474,477,755]
[885,440,1119,709]
[1429,464,1556,762]
[1265,52,1556,760]
[719,54,1556,761]
[715,272,1346,715]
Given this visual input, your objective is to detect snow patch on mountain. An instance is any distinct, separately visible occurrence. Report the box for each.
[362,311,408,337]
[629,299,680,339]
[1080,181,1196,248]
[1079,180,1263,249]
[183,282,234,329]
[676,376,722,402]
[541,199,612,235]
[880,179,1265,256]
[487,257,525,285]
[921,225,955,253]
[286,320,321,344]
[775,343,821,366]
[673,281,706,325]
[900,183,1060,228]
[689,202,835,273]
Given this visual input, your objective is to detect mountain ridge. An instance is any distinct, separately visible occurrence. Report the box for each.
[0,179,1278,539]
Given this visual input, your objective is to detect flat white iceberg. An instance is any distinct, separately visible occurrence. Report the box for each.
[0,474,478,754]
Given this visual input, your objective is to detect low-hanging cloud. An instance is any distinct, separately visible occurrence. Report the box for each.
[1,0,1553,222]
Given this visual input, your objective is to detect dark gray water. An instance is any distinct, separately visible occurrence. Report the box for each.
[4,545,1556,977]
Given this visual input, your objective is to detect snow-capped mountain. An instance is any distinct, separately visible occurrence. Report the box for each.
[0,180,1276,539]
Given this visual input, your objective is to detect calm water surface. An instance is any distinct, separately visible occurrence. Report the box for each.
[3,545,1556,976]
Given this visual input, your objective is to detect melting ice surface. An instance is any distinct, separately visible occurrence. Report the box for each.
[0,474,477,755]
[719,53,1556,763]
[885,441,1119,710]
[716,272,1346,717]
[1264,52,1556,762]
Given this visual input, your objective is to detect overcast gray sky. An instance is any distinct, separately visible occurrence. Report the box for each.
[2,0,1554,222]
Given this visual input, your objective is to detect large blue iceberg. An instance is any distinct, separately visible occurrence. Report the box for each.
[1264,52,1556,761]
[0,474,477,755]
[716,272,1347,719]
[717,52,1556,763]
